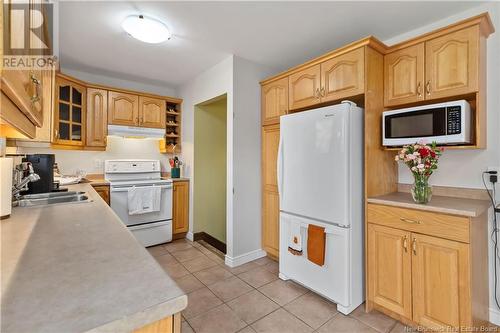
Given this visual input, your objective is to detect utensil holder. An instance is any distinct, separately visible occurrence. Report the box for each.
[171,167,180,178]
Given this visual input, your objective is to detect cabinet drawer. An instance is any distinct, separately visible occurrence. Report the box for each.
[367,204,469,243]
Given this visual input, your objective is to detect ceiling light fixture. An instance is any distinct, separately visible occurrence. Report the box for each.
[122,15,171,44]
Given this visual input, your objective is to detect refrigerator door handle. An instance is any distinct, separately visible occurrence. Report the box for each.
[277,134,284,199]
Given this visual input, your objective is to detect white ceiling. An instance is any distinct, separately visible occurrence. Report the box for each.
[59,1,485,89]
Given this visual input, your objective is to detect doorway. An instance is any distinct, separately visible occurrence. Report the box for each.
[194,94,227,253]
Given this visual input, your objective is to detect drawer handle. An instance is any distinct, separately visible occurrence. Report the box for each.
[400,217,422,224]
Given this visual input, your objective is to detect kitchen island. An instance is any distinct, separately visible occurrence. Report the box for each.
[1,183,187,333]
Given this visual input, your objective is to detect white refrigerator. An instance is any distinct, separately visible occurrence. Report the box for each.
[277,101,364,315]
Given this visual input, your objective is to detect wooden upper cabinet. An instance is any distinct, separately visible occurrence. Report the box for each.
[53,76,86,146]
[1,70,44,128]
[108,91,139,126]
[173,181,189,234]
[368,224,412,319]
[86,88,108,148]
[288,65,321,110]
[425,26,479,99]
[139,96,166,129]
[262,77,288,125]
[384,43,425,106]
[412,234,470,330]
[320,47,365,103]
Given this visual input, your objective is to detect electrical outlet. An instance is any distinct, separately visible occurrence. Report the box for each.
[94,159,103,170]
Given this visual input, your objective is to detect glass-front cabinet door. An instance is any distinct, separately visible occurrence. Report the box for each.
[53,76,86,146]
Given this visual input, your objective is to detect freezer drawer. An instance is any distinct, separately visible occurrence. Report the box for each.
[279,213,351,310]
[129,221,172,247]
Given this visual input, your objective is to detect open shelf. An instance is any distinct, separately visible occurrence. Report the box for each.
[159,101,182,154]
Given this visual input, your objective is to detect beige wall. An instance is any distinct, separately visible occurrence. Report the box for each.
[194,96,227,243]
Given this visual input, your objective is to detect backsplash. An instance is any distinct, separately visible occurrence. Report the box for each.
[10,136,172,175]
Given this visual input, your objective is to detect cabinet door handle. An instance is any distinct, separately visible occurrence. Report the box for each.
[426,81,431,96]
[55,129,59,140]
[403,235,408,253]
[400,217,422,224]
[135,117,139,125]
[315,88,320,99]
[320,86,325,97]
[140,116,143,124]
[417,82,422,97]
[30,73,41,103]
[412,238,417,255]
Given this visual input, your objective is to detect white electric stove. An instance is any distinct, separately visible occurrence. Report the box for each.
[105,159,173,247]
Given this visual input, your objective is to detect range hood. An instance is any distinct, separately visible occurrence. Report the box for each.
[107,125,165,139]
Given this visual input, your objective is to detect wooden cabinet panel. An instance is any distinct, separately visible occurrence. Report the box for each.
[0,92,37,138]
[321,48,364,103]
[367,204,469,243]
[86,88,108,148]
[412,234,470,330]
[139,96,166,129]
[425,26,479,99]
[262,77,288,125]
[262,190,279,258]
[108,91,139,126]
[262,125,280,191]
[262,124,280,258]
[53,76,86,146]
[1,70,44,127]
[173,181,189,234]
[368,224,412,318]
[92,185,110,205]
[288,65,321,110]
[384,43,425,106]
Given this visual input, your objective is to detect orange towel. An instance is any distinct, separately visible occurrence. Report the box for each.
[307,224,326,266]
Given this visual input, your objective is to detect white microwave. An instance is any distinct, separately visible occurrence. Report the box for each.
[382,100,471,147]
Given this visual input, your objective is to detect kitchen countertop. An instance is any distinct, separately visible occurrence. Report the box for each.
[367,192,491,217]
[1,183,187,333]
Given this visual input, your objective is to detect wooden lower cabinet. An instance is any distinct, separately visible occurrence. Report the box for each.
[133,312,181,333]
[262,125,281,258]
[173,181,189,235]
[367,224,412,319]
[91,184,110,205]
[412,234,469,330]
[366,203,488,331]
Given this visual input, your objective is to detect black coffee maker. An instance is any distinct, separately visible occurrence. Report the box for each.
[23,154,55,194]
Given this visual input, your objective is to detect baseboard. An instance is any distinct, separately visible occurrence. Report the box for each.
[224,249,267,268]
[490,307,500,326]
[172,232,187,240]
[193,232,227,254]
[186,232,194,241]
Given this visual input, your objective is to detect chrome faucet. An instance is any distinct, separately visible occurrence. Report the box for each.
[12,162,40,199]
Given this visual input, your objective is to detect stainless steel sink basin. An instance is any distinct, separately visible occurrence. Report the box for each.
[15,191,91,207]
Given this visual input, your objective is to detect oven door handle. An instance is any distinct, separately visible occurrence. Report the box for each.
[111,185,172,192]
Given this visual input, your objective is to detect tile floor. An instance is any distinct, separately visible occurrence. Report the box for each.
[148,239,401,333]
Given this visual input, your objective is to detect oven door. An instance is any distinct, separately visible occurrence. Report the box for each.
[110,183,173,226]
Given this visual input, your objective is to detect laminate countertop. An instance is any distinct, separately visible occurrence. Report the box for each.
[1,183,187,333]
[367,192,491,217]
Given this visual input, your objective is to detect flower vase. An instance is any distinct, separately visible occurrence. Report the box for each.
[411,175,432,204]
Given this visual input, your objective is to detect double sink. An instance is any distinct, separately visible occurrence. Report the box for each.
[15,191,90,207]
